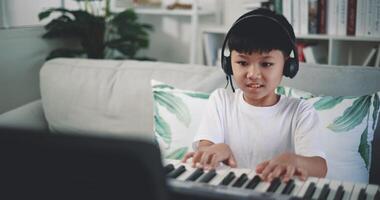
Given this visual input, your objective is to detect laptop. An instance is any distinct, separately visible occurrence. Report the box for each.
[0,128,168,200]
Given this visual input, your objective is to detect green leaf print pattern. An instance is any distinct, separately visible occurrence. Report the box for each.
[327,95,371,132]
[184,92,210,99]
[153,84,175,90]
[165,147,188,160]
[372,93,379,130]
[154,114,171,145]
[313,94,380,169]
[314,96,345,110]
[276,86,286,95]
[358,127,369,169]
[153,90,191,127]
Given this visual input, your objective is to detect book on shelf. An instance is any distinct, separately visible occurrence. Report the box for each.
[317,0,327,34]
[337,0,348,36]
[346,0,357,35]
[273,0,380,37]
[355,0,367,36]
[327,0,338,35]
[362,47,377,66]
[308,0,318,34]
[296,42,306,62]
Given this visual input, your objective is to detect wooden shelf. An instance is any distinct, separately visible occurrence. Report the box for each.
[202,25,380,67]
[134,8,214,16]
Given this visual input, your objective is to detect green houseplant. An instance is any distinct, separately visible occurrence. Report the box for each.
[39,0,153,60]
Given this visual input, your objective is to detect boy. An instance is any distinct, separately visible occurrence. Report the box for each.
[182,8,327,182]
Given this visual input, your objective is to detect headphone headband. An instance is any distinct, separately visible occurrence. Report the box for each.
[221,13,298,65]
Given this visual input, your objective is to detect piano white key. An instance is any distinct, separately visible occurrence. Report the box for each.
[295,177,319,198]
[341,182,355,200]
[327,180,342,200]
[312,178,331,199]
[274,180,287,195]
[350,183,367,200]
[164,159,180,166]
[365,184,379,200]
[288,177,306,196]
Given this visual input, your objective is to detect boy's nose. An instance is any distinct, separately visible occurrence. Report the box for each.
[247,65,262,79]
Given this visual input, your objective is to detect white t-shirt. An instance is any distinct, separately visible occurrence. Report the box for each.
[194,88,326,168]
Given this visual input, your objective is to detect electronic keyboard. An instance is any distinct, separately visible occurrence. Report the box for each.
[164,159,380,200]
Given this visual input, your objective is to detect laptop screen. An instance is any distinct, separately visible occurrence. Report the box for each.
[0,128,167,200]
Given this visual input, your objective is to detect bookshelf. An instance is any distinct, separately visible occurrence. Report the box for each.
[113,0,221,64]
[202,29,380,67]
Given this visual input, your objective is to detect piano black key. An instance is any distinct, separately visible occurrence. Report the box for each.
[266,177,281,193]
[333,185,345,200]
[245,175,261,189]
[164,164,175,174]
[281,179,295,195]
[303,182,316,199]
[185,168,204,181]
[219,171,236,186]
[167,165,186,179]
[317,184,330,200]
[198,169,217,183]
[357,188,367,200]
[231,173,248,188]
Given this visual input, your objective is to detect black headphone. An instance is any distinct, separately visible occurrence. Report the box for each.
[221,10,299,91]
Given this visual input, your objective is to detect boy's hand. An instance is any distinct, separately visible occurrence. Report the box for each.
[182,143,237,170]
[255,152,308,182]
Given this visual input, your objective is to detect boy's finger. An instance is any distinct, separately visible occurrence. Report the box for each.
[283,165,295,182]
[208,153,218,170]
[255,160,269,173]
[227,155,237,168]
[182,152,195,163]
[296,167,308,181]
[192,151,203,167]
[260,163,277,181]
[200,152,212,168]
[272,165,285,178]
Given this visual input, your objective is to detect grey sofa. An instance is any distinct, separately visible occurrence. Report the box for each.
[0,58,379,184]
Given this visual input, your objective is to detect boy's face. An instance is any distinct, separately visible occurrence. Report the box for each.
[231,49,285,106]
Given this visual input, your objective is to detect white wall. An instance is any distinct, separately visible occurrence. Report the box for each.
[0,27,76,114]
[0,0,248,113]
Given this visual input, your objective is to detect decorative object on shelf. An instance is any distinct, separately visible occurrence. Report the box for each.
[133,0,161,7]
[39,0,153,60]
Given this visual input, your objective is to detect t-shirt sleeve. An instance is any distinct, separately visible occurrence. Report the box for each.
[294,100,327,160]
[192,89,225,150]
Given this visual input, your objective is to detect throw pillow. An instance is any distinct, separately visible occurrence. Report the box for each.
[307,92,380,183]
[152,80,210,160]
[151,81,315,160]
[275,85,314,99]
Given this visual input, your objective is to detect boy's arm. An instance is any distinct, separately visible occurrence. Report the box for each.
[296,155,327,178]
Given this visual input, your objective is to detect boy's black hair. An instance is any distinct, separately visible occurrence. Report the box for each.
[227,8,295,57]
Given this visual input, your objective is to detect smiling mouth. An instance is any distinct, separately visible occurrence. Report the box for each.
[247,83,264,88]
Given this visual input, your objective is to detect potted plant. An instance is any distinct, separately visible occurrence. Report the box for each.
[38,0,153,60]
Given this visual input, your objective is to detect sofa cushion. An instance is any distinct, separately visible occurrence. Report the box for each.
[307,92,380,183]
[152,80,210,159]
[40,58,225,139]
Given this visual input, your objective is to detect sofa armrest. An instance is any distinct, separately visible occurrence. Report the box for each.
[0,100,49,131]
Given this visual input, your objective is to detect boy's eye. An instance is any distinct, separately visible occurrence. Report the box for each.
[261,62,274,67]
[236,61,248,66]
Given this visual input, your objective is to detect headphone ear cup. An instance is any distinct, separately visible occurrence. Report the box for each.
[283,58,298,78]
[222,56,233,75]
